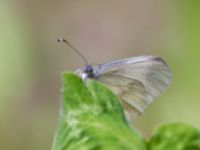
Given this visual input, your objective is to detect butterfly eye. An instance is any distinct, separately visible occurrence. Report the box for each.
[83,65,93,74]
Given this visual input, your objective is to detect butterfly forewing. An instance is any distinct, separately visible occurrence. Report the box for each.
[93,55,171,122]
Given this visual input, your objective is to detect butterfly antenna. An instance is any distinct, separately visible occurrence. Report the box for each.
[57,38,88,64]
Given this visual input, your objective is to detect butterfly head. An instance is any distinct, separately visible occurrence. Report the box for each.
[82,65,95,79]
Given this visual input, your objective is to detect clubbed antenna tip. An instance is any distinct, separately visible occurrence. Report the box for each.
[57,38,65,42]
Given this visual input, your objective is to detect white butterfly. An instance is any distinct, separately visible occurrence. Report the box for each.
[77,55,171,122]
[58,38,172,122]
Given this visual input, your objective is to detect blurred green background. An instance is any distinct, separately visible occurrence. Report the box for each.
[0,0,200,149]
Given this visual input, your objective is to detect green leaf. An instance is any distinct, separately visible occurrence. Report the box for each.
[147,123,200,150]
[51,72,145,150]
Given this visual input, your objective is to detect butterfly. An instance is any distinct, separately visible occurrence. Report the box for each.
[58,38,172,122]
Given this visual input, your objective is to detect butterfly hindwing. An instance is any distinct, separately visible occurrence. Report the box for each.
[98,74,147,121]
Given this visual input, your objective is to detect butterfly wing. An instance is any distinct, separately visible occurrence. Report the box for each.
[93,55,171,121]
